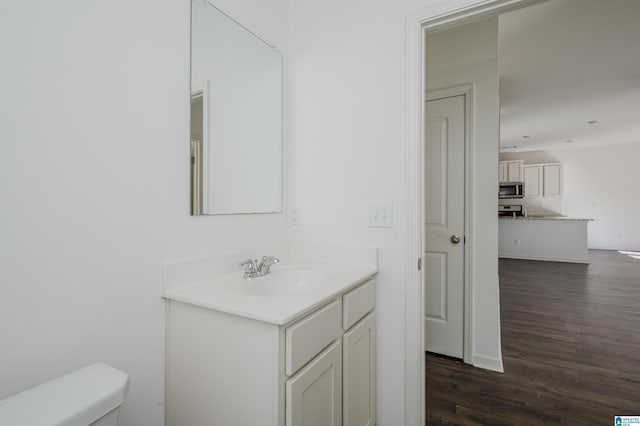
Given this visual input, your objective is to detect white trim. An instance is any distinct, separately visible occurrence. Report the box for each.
[191,80,210,213]
[472,354,505,372]
[403,8,424,426]
[404,1,543,424]
[498,255,590,264]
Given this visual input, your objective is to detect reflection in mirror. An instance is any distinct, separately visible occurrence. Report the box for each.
[191,0,283,215]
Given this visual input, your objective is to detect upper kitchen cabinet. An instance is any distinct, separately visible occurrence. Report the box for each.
[499,160,524,182]
[499,162,507,182]
[523,163,562,198]
[543,164,562,197]
[523,165,543,198]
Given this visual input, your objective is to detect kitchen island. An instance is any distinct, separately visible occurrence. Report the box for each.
[499,216,593,263]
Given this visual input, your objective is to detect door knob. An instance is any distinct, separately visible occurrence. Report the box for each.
[450,235,461,244]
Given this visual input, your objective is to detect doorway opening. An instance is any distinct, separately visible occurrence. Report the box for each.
[403,1,544,424]
[190,93,204,215]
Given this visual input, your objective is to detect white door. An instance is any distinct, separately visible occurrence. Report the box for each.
[424,95,465,359]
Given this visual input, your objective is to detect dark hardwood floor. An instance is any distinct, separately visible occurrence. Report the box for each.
[426,249,640,425]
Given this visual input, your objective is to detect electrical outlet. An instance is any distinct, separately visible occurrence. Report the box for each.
[514,238,520,246]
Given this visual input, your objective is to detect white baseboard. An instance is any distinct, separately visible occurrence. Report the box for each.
[472,354,504,373]
[499,254,589,264]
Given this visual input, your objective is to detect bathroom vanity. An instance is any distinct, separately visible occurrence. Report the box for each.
[163,244,377,426]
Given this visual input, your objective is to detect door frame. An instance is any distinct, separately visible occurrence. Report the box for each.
[191,80,210,213]
[425,85,473,364]
[403,1,546,425]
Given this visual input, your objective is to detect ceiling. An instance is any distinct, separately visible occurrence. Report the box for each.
[499,0,640,152]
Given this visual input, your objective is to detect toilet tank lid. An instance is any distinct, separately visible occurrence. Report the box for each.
[0,363,129,426]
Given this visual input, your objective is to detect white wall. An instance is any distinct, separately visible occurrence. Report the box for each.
[288,2,408,422]
[0,0,517,424]
[501,142,640,250]
[0,1,288,425]
[288,1,504,422]
[426,18,503,371]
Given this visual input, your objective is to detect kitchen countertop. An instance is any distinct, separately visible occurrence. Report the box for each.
[499,216,593,221]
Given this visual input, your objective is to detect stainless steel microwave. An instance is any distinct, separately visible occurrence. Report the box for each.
[499,182,524,199]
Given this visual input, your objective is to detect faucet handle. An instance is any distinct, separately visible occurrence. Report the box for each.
[257,256,279,274]
[238,258,251,266]
[239,258,257,271]
[261,255,280,265]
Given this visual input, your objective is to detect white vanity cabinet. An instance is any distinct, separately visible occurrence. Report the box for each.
[286,340,342,426]
[166,278,376,426]
[343,311,375,426]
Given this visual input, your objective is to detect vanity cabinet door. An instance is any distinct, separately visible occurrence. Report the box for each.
[343,312,376,426]
[286,340,342,426]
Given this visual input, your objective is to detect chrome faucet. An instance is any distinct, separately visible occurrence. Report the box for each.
[239,255,280,278]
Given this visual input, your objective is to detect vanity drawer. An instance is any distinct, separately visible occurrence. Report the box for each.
[342,279,375,330]
[285,299,342,376]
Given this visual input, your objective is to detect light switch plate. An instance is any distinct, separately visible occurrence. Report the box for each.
[368,203,393,228]
[290,207,302,225]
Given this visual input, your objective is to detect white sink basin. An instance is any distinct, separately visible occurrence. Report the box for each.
[164,259,378,324]
[247,268,331,296]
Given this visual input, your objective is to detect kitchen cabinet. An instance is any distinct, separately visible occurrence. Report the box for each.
[166,278,376,426]
[499,162,507,182]
[523,163,562,198]
[507,161,524,182]
[523,165,543,198]
[499,160,524,182]
[543,164,562,197]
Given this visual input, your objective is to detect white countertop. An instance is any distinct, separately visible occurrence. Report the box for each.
[163,260,378,325]
[499,216,593,221]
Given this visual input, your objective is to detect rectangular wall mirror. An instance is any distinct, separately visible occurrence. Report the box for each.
[190,0,283,215]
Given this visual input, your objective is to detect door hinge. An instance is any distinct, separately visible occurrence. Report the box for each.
[417,257,422,271]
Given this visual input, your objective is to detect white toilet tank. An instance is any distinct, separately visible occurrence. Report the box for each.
[0,363,129,426]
